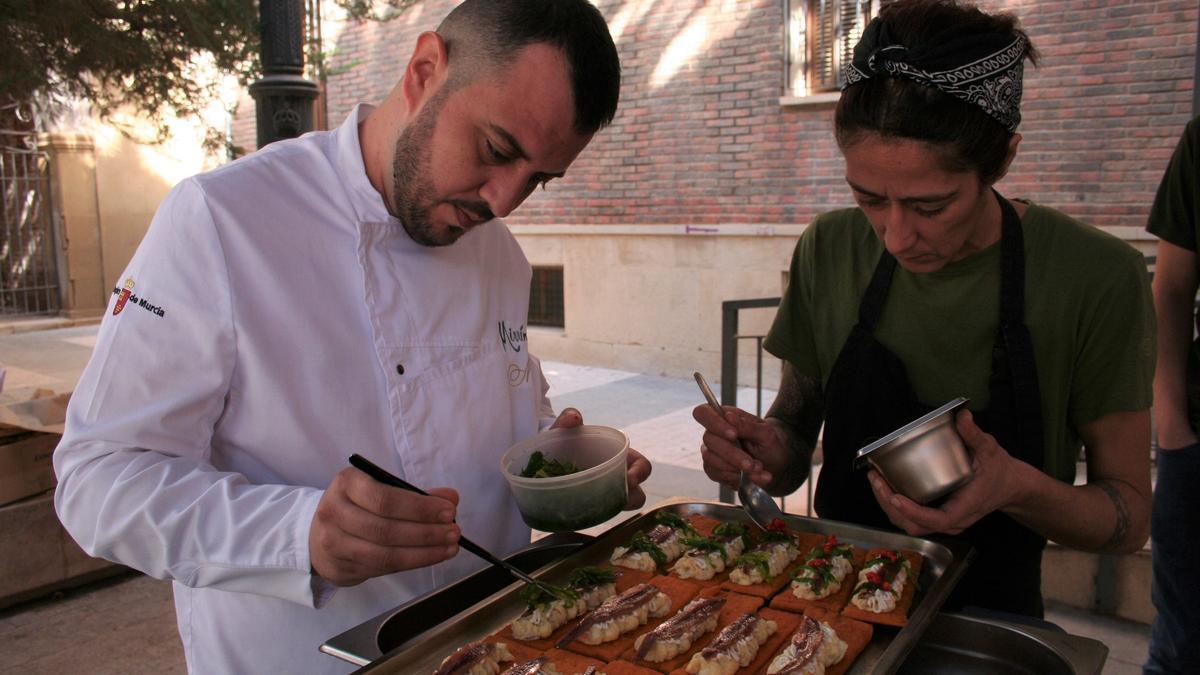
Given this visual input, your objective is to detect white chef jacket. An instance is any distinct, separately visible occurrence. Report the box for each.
[53,105,554,674]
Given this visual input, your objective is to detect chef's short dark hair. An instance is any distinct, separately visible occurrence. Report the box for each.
[834,0,1038,184]
[438,0,621,135]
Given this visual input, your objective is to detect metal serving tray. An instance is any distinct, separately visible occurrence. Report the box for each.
[323,499,973,674]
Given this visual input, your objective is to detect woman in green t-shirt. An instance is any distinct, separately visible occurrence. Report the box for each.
[694,0,1153,618]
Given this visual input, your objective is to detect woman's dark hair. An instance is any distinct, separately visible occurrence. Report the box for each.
[438,0,621,135]
[835,0,1038,183]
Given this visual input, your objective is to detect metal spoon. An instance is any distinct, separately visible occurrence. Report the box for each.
[692,371,787,531]
[348,454,562,595]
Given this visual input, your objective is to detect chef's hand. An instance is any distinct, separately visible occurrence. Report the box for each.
[551,407,652,510]
[309,468,460,586]
[694,404,787,491]
[868,410,1021,536]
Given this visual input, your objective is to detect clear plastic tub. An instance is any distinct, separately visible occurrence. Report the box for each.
[500,424,629,532]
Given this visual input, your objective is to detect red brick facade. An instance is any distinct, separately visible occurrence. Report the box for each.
[234,0,1197,231]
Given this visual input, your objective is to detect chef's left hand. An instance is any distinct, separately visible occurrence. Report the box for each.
[868,410,1021,536]
[550,407,652,510]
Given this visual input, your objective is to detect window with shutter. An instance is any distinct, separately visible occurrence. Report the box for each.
[786,0,889,98]
[528,266,565,329]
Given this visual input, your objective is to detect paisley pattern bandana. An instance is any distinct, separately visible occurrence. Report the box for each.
[843,17,1028,132]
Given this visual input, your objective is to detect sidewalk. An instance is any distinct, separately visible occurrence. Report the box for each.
[0,324,1151,673]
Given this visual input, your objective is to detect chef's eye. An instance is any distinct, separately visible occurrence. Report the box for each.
[484,140,511,164]
[856,196,885,209]
[914,205,946,217]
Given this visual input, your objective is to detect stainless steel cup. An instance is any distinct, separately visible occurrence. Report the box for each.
[854,398,975,504]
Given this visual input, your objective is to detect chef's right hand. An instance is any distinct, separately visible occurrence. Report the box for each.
[693,404,788,491]
[309,467,461,586]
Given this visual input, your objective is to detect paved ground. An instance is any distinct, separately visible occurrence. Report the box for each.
[0,323,1152,673]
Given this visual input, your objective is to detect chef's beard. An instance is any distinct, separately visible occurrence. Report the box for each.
[389,92,447,247]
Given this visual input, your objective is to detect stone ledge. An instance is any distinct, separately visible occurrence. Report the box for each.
[0,490,125,611]
[1043,542,1153,625]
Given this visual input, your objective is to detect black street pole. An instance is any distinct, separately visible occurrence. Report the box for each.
[249,0,320,149]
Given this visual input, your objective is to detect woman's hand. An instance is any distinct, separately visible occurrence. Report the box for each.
[867,409,1023,536]
[694,404,790,491]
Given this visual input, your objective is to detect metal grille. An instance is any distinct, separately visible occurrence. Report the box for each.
[528,266,564,328]
[0,104,60,316]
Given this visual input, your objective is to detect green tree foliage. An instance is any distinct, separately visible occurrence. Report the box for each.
[0,1,429,150]
[0,0,260,147]
[331,0,422,22]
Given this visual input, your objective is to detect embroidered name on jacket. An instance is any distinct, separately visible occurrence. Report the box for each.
[498,321,527,352]
[110,278,166,318]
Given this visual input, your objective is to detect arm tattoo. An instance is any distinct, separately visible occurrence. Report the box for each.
[1094,480,1131,551]
[763,362,825,495]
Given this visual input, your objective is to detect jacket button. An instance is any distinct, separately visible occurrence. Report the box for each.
[396,364,405,375]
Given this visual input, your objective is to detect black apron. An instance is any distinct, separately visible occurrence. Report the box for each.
[816,191,1048,617]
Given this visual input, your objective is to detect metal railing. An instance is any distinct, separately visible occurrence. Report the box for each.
[1,106,60,317]
[718,297,783,505]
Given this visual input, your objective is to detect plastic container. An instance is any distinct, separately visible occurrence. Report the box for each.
[500,424,629,532]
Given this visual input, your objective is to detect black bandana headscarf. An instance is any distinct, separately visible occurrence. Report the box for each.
[843,17,1028,132]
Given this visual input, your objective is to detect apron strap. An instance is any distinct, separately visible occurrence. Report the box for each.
[858,250,899,331]
[991,191,1046,466]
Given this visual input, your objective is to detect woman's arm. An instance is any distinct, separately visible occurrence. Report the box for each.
[868,408,1152,553]
[1152,239,1200,449]
[1002,409,1151,553]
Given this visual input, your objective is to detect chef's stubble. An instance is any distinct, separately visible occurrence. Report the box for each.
[390,90,447,247]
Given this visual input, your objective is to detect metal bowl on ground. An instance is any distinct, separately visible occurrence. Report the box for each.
[855,398,974,504]
[896,612,1108,675]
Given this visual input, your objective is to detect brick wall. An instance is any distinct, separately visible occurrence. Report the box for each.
[233,0,1196,231]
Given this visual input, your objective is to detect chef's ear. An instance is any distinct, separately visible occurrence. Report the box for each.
[402,31,449,111]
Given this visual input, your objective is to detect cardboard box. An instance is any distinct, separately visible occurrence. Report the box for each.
[0,392,69,507]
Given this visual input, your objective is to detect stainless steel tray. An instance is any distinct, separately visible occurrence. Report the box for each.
[324,499,974,674]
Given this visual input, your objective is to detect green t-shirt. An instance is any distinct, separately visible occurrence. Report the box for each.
[1147,116,1200,250]
[764,202,1155,483]
[1146,115,1200,430]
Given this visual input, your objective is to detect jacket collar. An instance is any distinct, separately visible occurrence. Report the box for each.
[333,103,399,225]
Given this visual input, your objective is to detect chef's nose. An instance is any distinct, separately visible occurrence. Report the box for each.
[480,170,532,219]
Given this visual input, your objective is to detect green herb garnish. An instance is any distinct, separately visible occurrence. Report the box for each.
[627,531,668,567]
[734,551,774,580]
[681,536,728,562]
[654,511,698,535]
[791,564,836,592]
[805,546,852,564]
[567,566,617,589]
[760,529,795,544]
[519,581,580,609]
[519,451,581,478]
[712,522,751,550]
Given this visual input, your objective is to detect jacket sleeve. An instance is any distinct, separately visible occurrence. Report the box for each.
[529,353,558,431]
[53,179,328,608]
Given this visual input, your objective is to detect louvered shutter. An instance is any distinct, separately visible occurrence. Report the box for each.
[808,0,888,92]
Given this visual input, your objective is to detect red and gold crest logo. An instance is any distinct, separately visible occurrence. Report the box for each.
[113,278,135,316]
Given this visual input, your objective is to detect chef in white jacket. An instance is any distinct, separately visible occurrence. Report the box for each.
[53,2,649,673]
